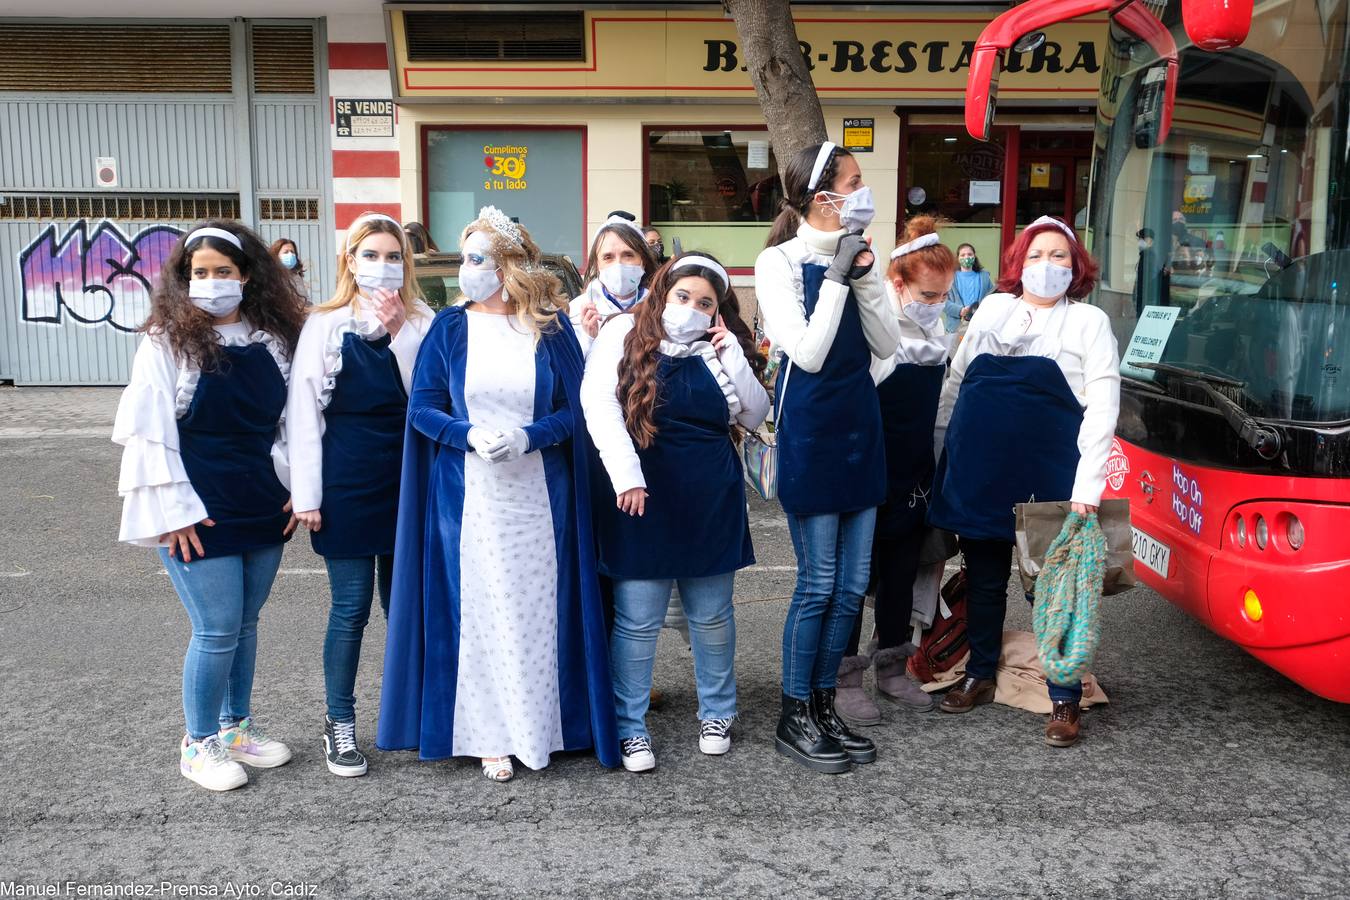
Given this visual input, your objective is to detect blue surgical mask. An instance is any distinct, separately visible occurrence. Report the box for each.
[280,251,298,269]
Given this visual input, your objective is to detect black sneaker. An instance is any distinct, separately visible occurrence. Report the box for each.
[619,735,656,773]
[323,716,368,777]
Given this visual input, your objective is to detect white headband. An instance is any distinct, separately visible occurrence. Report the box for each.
[807,142,837,194]
[345,213,403,251]
[184,227,242,251]
[1027,215,1077,242]
[890,233,940,259]
[593,215,646,247]
[670,255,729,292]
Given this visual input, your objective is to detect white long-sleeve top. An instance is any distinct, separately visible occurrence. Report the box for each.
[580,314,770,495]
[568,281,648,358]
[935,292,1122,506]
[113,321,290,547]
[285,298,434,514]
[870,284,952,384]
[753,222,901,373]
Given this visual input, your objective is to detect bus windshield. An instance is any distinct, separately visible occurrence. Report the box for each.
[1087,0,1350,426]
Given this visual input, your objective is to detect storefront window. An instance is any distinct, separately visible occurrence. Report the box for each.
[646,128,780,267]
[424,127,585,261]
[904,130,1007,276]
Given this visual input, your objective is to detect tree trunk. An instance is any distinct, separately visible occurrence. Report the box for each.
[723,0,828,182]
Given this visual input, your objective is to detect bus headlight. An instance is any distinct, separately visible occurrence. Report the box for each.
[1287,515,1305,551]
[1255,514,1268,550]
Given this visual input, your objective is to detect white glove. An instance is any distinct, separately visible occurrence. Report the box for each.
[492,427,530,463]
[468,426,504,463]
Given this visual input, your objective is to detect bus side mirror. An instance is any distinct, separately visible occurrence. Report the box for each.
[1183,0,1254,51]
[965,47,1003,141]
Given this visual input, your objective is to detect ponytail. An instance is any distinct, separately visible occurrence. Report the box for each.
[765,200,803,248]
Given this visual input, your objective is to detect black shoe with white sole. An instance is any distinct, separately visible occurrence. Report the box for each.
[324,716,368,777]
[620,735,656,773]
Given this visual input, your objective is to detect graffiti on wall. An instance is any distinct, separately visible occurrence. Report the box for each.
[19,219,183,332]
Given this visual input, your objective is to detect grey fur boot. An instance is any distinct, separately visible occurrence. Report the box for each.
[834,655,882,726]
[874,643,935,712]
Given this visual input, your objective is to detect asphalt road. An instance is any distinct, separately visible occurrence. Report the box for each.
[1,386,1346,899]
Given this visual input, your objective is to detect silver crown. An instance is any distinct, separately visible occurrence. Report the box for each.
[478,206,523,245]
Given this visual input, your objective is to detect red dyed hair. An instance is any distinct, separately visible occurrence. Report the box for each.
[995,218,1099,299]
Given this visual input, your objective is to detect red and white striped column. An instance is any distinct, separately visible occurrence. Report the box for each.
[327,16,401,253]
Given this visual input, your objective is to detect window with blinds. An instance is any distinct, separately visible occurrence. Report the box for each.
[403,12,585,61]
[0,25,232,92]
[258,198,321,221]
[251,25,317,94]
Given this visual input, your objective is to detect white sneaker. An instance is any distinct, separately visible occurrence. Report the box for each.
[699,718,733,755]
[219,716,293,768]
[620,735,656,773]
[180,734,248,792]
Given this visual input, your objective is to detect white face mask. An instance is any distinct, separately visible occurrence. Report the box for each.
[820,185,876,232]
[1021,260,1074,300]
[188,278,244,317]
[354,260,404,294]
[460,265,503,303]
[598,263,644,299]
[661,304,712,344]
[901,293,944,331]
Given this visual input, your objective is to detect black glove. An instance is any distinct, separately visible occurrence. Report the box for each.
[824,232,871,284]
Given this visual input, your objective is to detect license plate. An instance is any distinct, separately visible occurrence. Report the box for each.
[1131,526,1171,578]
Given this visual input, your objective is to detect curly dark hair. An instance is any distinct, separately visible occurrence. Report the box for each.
[144,220,307,369]
[617,251,766,449]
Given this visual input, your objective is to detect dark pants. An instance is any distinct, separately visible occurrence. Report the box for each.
[846,529,922,655]
[960,537,1082,704]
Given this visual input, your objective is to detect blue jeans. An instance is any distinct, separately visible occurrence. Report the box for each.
[611,572,737,740]
[160,544,285,740]
[323,555,393,722]
[782,508,877,700]
[961,537,1083,704]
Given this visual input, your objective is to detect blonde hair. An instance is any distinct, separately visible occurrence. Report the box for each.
[459,215,568,344]
[314,212,425,316]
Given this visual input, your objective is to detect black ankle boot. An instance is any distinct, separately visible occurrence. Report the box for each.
[774,693,851,774]
[811,688,878,764]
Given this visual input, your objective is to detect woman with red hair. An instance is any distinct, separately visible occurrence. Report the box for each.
[928,216,1120,748]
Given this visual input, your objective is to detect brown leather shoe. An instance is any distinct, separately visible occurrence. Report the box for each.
[1044,700,1082,747]
[939,676,996,713]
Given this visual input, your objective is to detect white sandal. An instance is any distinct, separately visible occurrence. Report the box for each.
[481,756,514,782]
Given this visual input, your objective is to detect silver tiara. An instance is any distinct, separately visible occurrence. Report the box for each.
[478,206,522,245]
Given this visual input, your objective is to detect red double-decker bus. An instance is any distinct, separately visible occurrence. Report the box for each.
[968,0,1350,702]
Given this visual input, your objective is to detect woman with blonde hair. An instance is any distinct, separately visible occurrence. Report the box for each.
[378,206,619,783]
[286,212,434,776]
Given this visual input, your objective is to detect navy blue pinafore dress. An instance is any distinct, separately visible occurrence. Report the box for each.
[313,331,408,558]
[928,302,1084,543]
[774,263,886,517]
[875,361,946,538]
[178,341,291,558]
[596,352,754,581]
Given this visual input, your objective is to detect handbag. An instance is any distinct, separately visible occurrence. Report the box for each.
[741,360,792,502]
[1014,498,1136,596]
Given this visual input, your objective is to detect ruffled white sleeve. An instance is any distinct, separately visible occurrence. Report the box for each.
[851,263,903,360]
[390,300,435,394]
[1070,308,1122,506]
[580,316,646,494]
[112,335,207,547]
[285,313,333,514]
[568,289,598,358]
[700,339,769,431]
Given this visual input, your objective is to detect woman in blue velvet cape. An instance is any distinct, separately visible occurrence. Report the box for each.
[376,211,618,775]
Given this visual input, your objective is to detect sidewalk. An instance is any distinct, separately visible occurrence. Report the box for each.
[0,385,120,436]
